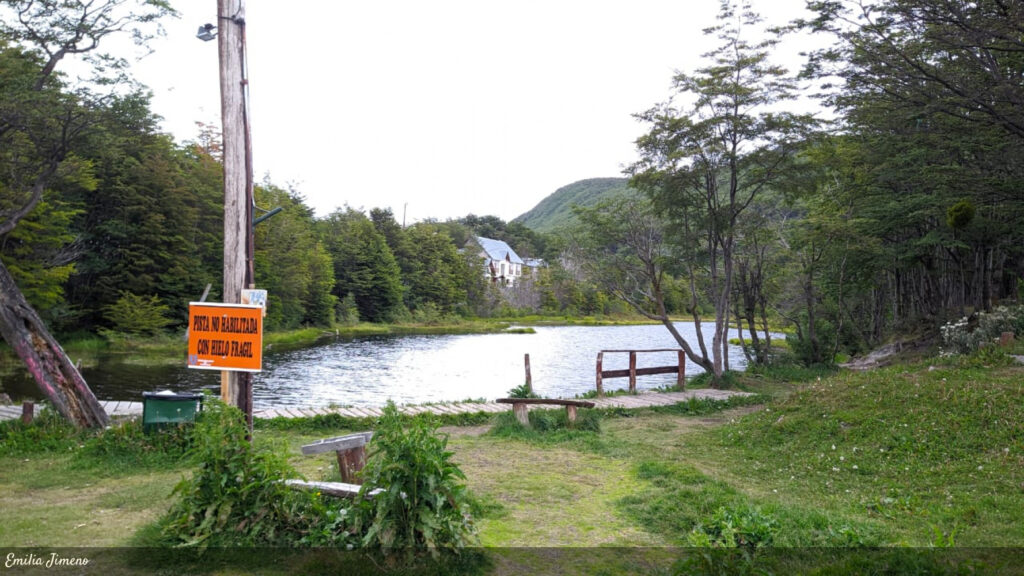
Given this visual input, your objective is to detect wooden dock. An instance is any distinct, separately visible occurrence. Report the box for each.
[0,389,753,423]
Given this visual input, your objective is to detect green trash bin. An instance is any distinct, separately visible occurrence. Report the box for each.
[142,391,203,432]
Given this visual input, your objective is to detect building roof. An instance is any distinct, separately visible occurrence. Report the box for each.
[476,236,524,265]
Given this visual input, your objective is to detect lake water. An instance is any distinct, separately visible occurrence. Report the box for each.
[2,323,772,409]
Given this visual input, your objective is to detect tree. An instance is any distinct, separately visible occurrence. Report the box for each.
[797,0,1024,326]
[801,0,1024,141]
[70,132,206,329]
[0,0,172,427]
[629,0,815,382]
[400,223,469,315]
[571,197,715,375]
[320,207,404,322]
[253,183,335,329]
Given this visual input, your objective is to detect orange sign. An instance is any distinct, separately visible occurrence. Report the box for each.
[187,302,263,372]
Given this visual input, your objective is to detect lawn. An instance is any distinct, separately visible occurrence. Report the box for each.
[1,357,1022,574]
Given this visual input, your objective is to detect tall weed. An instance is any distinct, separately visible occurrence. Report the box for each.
[160,399,348,547]
[353,401,476,557]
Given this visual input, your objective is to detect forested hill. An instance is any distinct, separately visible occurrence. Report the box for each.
[513,178,635,233]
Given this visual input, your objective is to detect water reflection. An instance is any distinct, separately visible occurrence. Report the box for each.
[2,324,776,409]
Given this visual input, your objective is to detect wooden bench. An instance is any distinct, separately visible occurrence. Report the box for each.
[495,398,596,427]
[300,431,373,484]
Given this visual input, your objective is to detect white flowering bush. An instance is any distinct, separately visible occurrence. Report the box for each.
[940,305,1024,355]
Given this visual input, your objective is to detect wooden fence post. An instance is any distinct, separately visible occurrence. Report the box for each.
[20,401,34,425]
[524,353,533,395]
[628,351,637,393]
[595,352,604,397]
[677,350,686,390]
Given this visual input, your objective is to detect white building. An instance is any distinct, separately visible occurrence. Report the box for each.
[475,236,524,286]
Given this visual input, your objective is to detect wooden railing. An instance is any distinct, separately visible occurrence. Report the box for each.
[595,349,685,397]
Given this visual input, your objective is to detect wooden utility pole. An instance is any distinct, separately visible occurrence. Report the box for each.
[218,0,254,427]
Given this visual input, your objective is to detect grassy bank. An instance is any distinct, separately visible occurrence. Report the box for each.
[1,356,1021,574]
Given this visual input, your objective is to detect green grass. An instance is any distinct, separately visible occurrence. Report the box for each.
[1,358,1022,574]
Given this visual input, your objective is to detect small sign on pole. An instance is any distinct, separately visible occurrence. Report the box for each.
[187,302,263,372]
[241,289,268,316]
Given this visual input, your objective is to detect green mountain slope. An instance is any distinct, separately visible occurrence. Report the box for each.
[514,177,636,233]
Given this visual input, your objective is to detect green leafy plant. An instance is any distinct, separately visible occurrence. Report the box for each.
[101,291,174,336]
[506,382,538,399]
[354,401,476,557]
[929,524,957,548]
[161,399,347,548]
[688,506,778,550]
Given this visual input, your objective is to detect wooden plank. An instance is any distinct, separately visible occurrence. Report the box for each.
[601,366,682,379]
[599,348,683,353]
[645,395,678,406]
[283,479,382,499]
[611,396,646,408]
[495,398,595,408]
[301,432,373,455]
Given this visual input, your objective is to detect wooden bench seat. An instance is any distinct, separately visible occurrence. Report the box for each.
[300,431,373,484]
[495,397,596,427]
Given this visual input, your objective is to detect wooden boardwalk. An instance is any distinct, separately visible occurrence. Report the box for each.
[0,389,753,423]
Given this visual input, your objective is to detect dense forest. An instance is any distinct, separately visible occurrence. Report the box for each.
[2,0,1023,378]
[567,0,1024,378]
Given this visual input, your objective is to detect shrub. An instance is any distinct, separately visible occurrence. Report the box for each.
[940,305,1024,355]
[489,408,601,437]
[353,401,476,556]
[160,399,348,547]
[73,418,194,472]
[0,408,80,456]
[101,291,174,336]
[505,382,538,399]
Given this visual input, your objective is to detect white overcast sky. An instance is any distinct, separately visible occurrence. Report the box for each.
[125,0,817,223]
